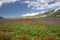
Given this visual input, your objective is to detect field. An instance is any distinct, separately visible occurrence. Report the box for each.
[0,19,60,40]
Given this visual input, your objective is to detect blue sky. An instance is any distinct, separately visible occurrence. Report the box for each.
[0,0,60,18]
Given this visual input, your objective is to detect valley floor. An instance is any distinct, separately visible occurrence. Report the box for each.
[0,18,60,40]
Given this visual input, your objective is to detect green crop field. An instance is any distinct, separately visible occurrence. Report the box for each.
[0,21,60,40]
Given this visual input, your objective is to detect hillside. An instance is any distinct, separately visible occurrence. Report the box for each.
[21,13,48,19]
[0,16,4,20]
[34,10,60,18]
[46,10,60,18]
[21,9,60,18]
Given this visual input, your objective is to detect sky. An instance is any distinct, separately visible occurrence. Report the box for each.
[0,0,60,18]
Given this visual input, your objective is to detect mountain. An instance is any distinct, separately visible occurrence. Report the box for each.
[0,16,4,20]
[46,10,60,18]
[0,16,4,19]
[34,10,54,18]
[21,9,60,19]
[20,12,48,19]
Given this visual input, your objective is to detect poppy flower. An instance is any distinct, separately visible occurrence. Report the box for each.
[46,38,49,40]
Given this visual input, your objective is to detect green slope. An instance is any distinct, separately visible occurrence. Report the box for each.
[21,9,60,19]
[34,10,60,18]
[46,10,60,18]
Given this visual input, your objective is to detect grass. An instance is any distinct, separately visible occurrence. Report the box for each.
[0,21,60,40]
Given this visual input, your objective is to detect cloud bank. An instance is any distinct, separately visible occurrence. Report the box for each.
[21,0,60,16]
[0,0,20,6]
[22,12,39,16]
[21,11,45,16]
[0,0,60,17]
[0,0,60,10]
[21,0,60,10]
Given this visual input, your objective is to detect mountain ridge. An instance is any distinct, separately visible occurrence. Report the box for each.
[20,9,60,19]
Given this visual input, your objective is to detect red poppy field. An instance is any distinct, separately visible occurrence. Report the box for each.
[0,18,60,40]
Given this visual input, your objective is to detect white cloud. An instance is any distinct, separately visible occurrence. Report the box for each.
[54,7,60,12]
[21,11,46,16]
[0,0,20,7]
[21,0,60,10]
[21,0,60,16]
[21,12,39,16]
[41,11,46,13]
